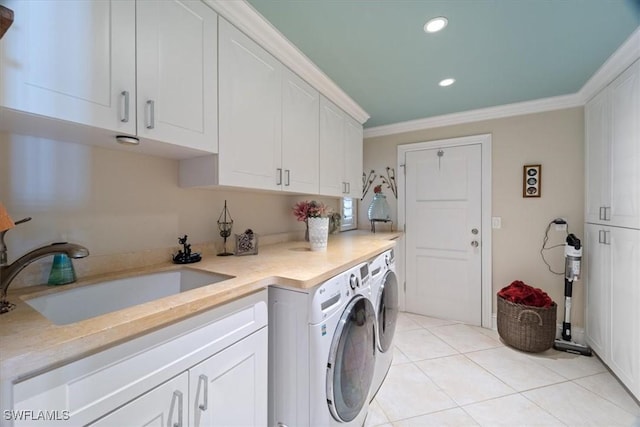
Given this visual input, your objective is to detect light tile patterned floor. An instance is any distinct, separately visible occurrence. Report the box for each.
[366,312,640,426]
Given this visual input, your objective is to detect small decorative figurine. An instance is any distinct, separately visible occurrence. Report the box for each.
[173,235,201,264]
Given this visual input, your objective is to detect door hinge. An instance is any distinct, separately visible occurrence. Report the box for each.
[400,163,406,174]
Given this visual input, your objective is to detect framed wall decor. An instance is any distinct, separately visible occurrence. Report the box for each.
[523,164,541,198]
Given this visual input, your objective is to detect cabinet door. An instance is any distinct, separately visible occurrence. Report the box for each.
[136,0,217,152]
[320,96,346,197]
[609,60,640,229]
[0,0,135,134]
[584,89,611,225]
[344,116,364,199]
[189,328,268,427]
[89,372,188,427]
[219,18,282,190]
[609,227,640,398]
[584,224,610,359]
[282,68,320,194]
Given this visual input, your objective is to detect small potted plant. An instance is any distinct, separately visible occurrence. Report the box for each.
[293,200,331,251]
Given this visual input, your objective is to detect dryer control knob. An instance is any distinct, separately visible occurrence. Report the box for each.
[349,274,359,290]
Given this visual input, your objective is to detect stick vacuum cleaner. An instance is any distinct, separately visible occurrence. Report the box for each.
[553,233,592,356]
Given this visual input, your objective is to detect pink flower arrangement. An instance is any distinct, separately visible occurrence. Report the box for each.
[293,200,329,221]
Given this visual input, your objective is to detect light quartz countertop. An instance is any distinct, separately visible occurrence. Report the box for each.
[0,230,400,384]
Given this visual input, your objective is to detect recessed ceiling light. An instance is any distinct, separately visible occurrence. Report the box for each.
[439,78,455,87]
[424,17,448,33]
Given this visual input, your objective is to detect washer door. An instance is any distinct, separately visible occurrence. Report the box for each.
[377,270,399,353]
[326,294,376,422]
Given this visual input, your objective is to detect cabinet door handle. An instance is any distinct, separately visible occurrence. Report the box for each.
[276,168,282,186]
[342,182,347,194]
[604,230,611,245]
[170,390,183,427]
[347,182,350,194]
[599,229,605,244]
[599,207,605,221]
[120,91,130,123]
[198,374,209,411]
[285,169,290,186]
[146,100,155,129]
[605,207,611,221]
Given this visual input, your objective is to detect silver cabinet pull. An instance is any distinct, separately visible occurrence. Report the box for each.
[170,390,183,427]
[599,229,605,244]
[604,230,611,245]
[285,169,290,186]
[146,100,155,129]
[276,168,282,186]
[599,207,605,221]
[198,374,208,411]
[605,207,611,221]
[120,91,130,123]
[471,240,479,247]
[346,182,350,194]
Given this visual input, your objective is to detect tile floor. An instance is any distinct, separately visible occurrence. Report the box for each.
[365,312,640,426]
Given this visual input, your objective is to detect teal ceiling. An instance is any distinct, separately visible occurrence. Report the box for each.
[246,0,640,128]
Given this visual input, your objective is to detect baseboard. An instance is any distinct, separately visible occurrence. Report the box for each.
[491,312,586,345]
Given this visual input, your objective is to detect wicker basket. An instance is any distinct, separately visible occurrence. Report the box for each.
[497,295,557,353]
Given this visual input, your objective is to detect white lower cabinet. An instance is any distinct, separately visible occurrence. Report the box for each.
[189,328,268,427]
[585,224,640,399]
[10,291,268,427]
[90,373,189,427]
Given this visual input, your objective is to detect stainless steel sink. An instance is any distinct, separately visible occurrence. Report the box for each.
[25,269,234,325]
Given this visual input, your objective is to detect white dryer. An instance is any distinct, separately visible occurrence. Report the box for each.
[269,263,376,427]
[369,249,399,400]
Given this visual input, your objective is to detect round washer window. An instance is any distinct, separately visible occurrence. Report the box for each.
[326,295,376,422]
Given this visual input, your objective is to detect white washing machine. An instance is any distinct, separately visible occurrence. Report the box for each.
[369,249,399,400]
[268,263,376,427]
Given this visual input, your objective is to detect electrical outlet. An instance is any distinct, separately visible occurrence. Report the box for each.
[492,217,502,229]
[555,218,567,231]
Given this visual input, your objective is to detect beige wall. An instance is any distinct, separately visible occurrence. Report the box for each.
[0,133,338,287]
[362,107,585,326]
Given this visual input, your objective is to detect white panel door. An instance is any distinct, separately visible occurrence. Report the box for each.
[405,144,482,325]
[609,227,640,396]
[219,18,282,190]
[136,0,218,152]
[0,0,135,134]
[282,68,320,194]
[584,89,611,225]
[189,329,268,427]
[584,224,610,359]
[89,372,188,427]
[609,60,640,229]
[319,96,346,197]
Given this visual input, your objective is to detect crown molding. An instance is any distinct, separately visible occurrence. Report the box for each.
[578,26,640,104]
[204,0,370,125]
[363,93,582,139]
[365,26,640,139]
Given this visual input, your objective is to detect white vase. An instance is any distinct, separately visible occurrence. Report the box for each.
[307,217,329,251]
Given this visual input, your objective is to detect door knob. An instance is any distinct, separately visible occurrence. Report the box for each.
[471,240,479,247]
[471,228,479,235]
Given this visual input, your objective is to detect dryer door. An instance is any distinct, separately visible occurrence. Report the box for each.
[326,295,376,422]
[377,270,399,352]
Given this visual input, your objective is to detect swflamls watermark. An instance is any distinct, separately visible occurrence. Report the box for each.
[3,410,70,422]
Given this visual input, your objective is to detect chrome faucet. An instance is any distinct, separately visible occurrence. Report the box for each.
[0,218,89,313]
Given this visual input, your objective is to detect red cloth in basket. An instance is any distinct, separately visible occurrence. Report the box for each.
[497,280,553,308]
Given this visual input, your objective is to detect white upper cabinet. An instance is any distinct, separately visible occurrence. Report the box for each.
[344,115,364,199]
[320,96,346,197]
[218,18,283,191]
[0,0,136,135]
[320,96,363,198]
[136,0,218,152]
[0,0,218,156]
[282,68,320,194]
[585,60,640,228]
